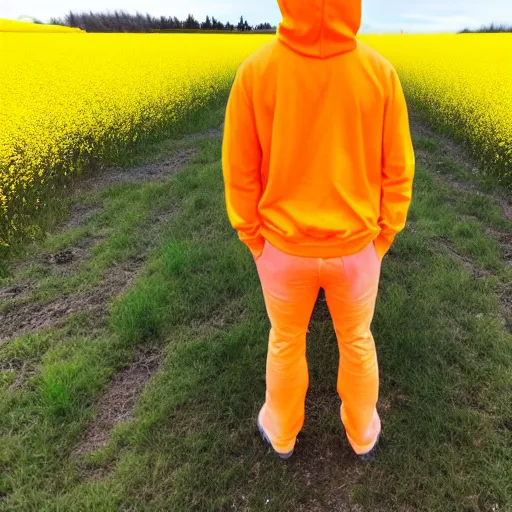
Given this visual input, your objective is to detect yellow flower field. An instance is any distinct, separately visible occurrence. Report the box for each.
[1,32,511,248]
[362,34,512,185]
[0,19,85,33]
[0,33,273,247]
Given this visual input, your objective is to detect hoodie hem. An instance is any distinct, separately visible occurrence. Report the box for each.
[259,227,382,259]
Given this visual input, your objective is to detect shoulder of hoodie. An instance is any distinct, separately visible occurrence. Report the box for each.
[234,39,400,89]
[233,39,279,86]
[355,40,400,81]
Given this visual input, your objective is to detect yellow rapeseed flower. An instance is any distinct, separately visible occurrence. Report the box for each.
[0,33,273,244]
[361,34,512,184]
[1,32,510,247]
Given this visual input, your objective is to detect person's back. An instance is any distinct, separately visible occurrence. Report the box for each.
[223,0,415,460]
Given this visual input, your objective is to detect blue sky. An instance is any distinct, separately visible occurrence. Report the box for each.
[2,0,512,33]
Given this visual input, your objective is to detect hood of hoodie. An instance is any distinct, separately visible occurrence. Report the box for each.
[277,0,361,58]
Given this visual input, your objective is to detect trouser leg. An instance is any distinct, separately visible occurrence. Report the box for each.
[321,241,382,454]
[256,241,319,452]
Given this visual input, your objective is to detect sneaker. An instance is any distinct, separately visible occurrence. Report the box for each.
[257,409,295,460]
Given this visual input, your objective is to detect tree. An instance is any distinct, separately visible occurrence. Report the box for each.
[201,15,212,30]
[184,14,200,29]
[211,16,224,30]
[66,10,77,27]
[459,23,511,33]
[47,10,274,33]
[255,22,272,30]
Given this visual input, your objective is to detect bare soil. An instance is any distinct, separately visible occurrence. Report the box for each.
[65,205,103,229]
[73,345,164,456]
[70,147,200,195]
[0,253,145,344]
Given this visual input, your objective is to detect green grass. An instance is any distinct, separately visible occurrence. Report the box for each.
[0,112,511,511]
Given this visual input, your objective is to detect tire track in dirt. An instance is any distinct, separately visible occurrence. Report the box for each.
[410,113,512,222]
[2,127,221,486]
[0,254,145,345]
[73,345,164,457]
[410,113,512,330]
[1,131,223,345]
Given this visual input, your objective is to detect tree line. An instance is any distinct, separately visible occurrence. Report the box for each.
[459,23,512,33]
[49,10,275,33]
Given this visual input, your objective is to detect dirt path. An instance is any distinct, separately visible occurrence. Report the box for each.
[3,117,509,347]
[1,117,510,511]
[409,112,512,222]
[410,112,511,328]
[0,128,222,346]
[0,126,222,404]
[2,115,511,439]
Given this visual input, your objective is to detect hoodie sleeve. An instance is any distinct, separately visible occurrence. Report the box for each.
[222,66,265,258]
[374,68,415,260]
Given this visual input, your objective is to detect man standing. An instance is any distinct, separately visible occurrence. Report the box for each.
[222,0,415,460]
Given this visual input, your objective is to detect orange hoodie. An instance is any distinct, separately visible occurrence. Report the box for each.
[222,0,415,260]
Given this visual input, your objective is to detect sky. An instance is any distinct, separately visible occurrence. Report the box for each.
[1,0,512,33]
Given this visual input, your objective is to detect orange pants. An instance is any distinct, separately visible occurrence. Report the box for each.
[255,239,382,455]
